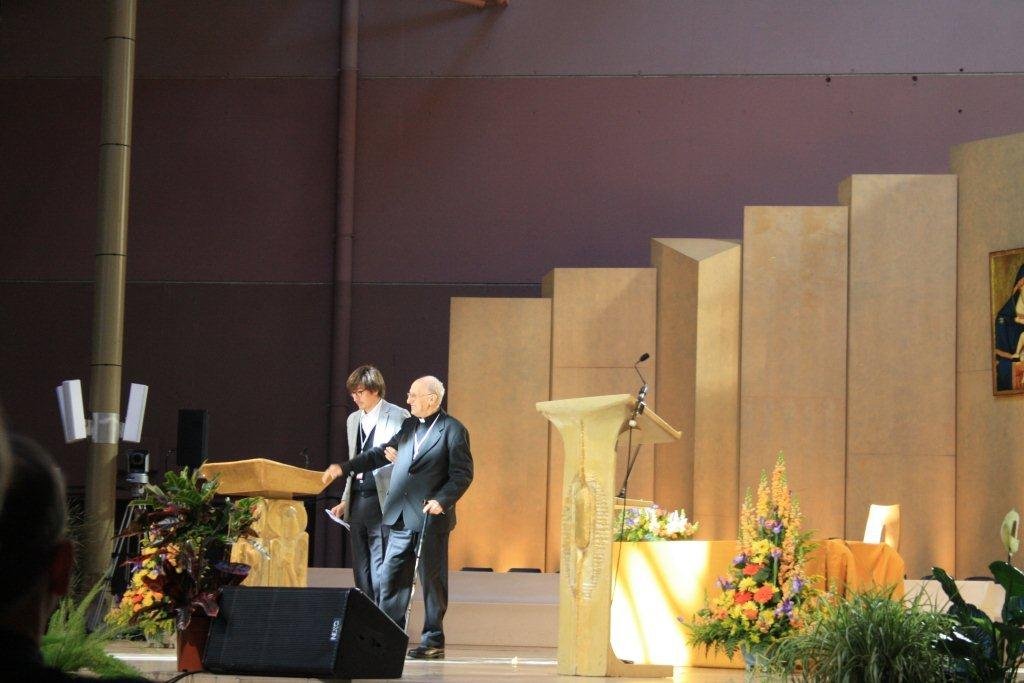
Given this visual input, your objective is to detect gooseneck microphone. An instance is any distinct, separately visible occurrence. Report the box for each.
[619,353,651,498]
[629,353,650,427]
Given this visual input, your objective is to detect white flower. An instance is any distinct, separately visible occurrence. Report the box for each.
[1001,509,1020,556]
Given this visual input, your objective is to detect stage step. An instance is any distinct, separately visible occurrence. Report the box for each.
[307,568,558,647]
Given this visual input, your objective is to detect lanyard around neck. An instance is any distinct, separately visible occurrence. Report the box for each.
[413,414,441,459]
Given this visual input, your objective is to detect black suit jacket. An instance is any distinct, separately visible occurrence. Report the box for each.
[343,410,473,534]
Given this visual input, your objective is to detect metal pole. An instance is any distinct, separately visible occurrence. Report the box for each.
[83,0,136,586]
[320,0,359,567]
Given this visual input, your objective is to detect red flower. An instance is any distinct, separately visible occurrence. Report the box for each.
[734,591,753,604]
[743,563,762,576]
[742,607,759,620]
[754,585,774,604]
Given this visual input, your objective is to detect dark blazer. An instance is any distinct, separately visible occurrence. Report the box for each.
[343,410,473,533]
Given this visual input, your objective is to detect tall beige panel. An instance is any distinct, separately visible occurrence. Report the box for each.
[542,268,657,572]
[951,132,1024,577]
[740,207,848,539]
[448,298,552,571]
[651,238,741,540]
[839,175,957,578]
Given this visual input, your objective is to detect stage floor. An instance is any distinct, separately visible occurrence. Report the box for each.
[110,643,750,682]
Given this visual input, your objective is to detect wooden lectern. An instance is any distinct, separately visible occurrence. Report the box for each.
[536,394,681,677]
[199,458,327,588]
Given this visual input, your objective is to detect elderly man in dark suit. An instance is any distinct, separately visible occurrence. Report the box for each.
[323,375,473,660]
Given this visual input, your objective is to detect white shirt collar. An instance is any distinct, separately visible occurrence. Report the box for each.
[361,399,383,434]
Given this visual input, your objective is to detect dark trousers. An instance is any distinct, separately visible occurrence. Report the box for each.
[378,517,450,648]
[348,492,388,603]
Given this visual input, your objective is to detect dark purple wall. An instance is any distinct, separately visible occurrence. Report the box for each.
[0,2,341,526]
[358,1,1024,77]
[4,1,1024,567]
[354,74,1024,284]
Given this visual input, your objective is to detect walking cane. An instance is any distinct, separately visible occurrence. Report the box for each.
[403,508,431,634]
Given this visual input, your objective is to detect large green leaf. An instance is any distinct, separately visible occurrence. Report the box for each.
[932,566,967,608]
[991,561,1024,598]
[1005,595,1024,627]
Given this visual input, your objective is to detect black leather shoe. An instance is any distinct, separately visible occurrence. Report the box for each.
[407,645,445,659]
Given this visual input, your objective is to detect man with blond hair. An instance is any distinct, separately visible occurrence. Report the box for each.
[323,375,473,660]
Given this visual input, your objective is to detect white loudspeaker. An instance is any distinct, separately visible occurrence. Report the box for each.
[122,383,148,443]
[55,380,87,443]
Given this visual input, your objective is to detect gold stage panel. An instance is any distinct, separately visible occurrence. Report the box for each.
[542,268,657,573]
[652,238,741,540]
[740,206,849,539]
[448,297,552,572]
[839,174,957,578]
[951,132,1024,578]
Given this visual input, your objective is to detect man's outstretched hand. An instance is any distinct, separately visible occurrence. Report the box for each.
[322,463,342,484]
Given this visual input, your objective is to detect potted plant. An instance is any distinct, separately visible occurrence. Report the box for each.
[929,508,1024,682]
[613,505,699,541]
[686,454,815,669]
[763,587,956,681]
[105,467,260,671]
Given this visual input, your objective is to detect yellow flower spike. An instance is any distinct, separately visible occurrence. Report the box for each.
[756,473,771,518]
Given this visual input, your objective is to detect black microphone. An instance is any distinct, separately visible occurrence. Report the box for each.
[300,447,310,469]
[630,353,650,425]
[634,352,650,381]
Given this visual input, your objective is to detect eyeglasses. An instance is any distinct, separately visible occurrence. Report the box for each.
[350,388,369,397]
[407,392,437,400]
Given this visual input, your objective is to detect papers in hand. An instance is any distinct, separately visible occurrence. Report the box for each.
[325,508,350,529]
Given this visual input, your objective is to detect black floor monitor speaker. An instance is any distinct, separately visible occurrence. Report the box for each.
[176,409,208,469]
[203,587,408,679]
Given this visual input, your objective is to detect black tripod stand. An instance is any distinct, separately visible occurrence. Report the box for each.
[85,481,145,632]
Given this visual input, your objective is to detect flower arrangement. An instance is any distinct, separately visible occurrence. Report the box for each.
[105,544,176,640]
[613,505,699,541]
[686,454,815,658]
[105,467,260,636]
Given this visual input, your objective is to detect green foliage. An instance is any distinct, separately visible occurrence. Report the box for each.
[763,587,957,682]
[106,466,259,632]
[932,562,1024,682]
[134,468,258,549]
[42,578,143,679]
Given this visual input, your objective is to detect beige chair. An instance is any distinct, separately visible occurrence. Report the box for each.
[863,503,900,550]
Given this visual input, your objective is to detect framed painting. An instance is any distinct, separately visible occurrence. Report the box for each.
[990,247,1024,395]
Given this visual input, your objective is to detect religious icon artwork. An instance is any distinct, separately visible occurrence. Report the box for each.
[990,247,1024,395]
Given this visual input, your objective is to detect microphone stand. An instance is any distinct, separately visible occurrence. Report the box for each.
[617,354,649,500]
[612,353,650,608]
